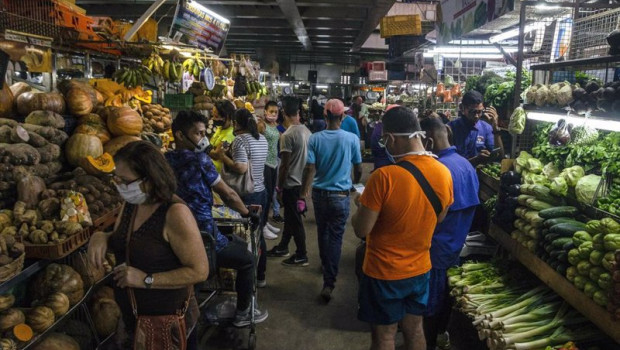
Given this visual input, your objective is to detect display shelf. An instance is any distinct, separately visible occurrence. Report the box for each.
[530,55,620,71]
[487,223,620,344]
[0,259,49,294]
[523,109,620,132]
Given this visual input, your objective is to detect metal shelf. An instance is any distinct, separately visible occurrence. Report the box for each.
[0,259,49,294]
[530,55,620,70]
[487,224,620,344]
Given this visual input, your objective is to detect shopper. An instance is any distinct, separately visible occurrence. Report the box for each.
[260,101,283,240]
[341,109,361,138]
[420,117,480,350]
[370,105,399,170]
[352,106,454,350]
[210,100,236,173]
[217,108,270,287]
[165,111,268,327]
[266,96,312,267]
[87,141,208,347]
[311,99,326,133]
[271,107,288,224]
[352,96,367,144]
[300,99,362,302]
[447,90,504,165]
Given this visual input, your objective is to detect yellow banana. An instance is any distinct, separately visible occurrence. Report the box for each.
[163,61,170,80]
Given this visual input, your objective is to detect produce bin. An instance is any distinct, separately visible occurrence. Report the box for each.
[24,228,92,260]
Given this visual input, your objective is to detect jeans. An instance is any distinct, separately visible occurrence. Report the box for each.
[276,186,306,257]
[242,189,268,281]
[312,189,350,288]
[263,165,277,225]
[217,235,255,311]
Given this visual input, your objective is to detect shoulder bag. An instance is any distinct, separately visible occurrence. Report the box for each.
[221,136,254,196]
[395,160,443,217]
[125,205,198,350]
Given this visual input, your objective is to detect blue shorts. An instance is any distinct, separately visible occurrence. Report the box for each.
[358,272,430,325]
[424,268,448,317]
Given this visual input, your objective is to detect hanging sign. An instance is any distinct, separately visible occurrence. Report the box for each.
[436,0,515,44]
[168,0,230,55]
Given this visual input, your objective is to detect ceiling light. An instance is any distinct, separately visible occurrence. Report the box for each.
[432,46,518,53]
[527,112,620,132]
[186,0,230,24]
[316,84,328,89]
[489,20,551,43]
[423,53,504,59]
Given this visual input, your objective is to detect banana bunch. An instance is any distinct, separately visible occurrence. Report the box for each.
[245,81,268,100]
[113,66,152,89]
[182,55,205,80]
[142,53,165,77]
[162,60,183,83]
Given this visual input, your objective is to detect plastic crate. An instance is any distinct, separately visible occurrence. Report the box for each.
[164,94,194,110]
[24,228,92,260]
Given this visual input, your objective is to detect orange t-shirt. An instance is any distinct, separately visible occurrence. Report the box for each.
[360,155,454,280]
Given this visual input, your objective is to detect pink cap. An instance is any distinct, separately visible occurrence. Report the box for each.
[385,104,400,112]
[324,99,345,116]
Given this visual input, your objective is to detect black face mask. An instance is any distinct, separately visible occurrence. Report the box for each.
[213,120,225,127]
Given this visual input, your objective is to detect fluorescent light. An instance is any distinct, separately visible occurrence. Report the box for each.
[489,20,550,43]
[316,84,328,89]
[423,53,504,59]
[432,46,518,54]
[274,82,290,87]
[527,112,620,132]
[448,39,491,45]
[187,0,230,24]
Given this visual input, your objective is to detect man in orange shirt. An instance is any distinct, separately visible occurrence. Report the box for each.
[352,106,454,350]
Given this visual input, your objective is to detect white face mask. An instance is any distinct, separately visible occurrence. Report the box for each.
[194,136,211,153]
[115,180,147,205]
[380,131,436,162]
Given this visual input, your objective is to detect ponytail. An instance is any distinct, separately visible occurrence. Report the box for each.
[234,108,260,140]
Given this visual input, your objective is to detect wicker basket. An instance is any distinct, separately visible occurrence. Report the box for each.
[0,252,25,283]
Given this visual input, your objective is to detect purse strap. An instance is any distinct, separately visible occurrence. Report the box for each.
[395,161,443,217]
[125,204,193,318]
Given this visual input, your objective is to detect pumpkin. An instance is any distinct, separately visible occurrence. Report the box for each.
[26,306,54,333]
[16,92,65,116]
[79,113,105,126]
[90,298,121,337]
[0,309,25,331]
[31,333,80,350]
[94,90,105,105]
[66,88,93,116]
[64,133,103,168]
[73,123,111,144]
[82,153,115,176]
[0,338,17,350]
[0,85,14,118]
[30,263,84,306]
[107,107,143,136]
[9,82,31,101]
[103,135,140,156]
[43,292,70,317]
[12,324,33,342]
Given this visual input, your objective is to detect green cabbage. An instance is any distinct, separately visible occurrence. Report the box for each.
[575,174,601,204]
[509,107,527,135]
[516,151,532,170]
[527,158,544,173]
[542,162,560,180]
[560,165,585,187]
[550,176,568,196]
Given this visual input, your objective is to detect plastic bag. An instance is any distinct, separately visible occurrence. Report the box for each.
[61,191,92,226]
[508,106,527,134]
[548,118,571,146]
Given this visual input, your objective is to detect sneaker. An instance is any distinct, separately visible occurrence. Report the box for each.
[281,254,309,267]
[320,286,333,303]
[265,222,280,233]
[271,214,284,224]
[263,227,278,240]
[232,308,269,327]
[436,331,451,350]
[266,246,290,257]
[257,279,266,288]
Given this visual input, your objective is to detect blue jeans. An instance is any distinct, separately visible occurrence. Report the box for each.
[312,189,350,288]
[242,189,268,281]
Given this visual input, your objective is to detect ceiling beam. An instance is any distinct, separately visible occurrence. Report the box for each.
[304,20,362,30]
[299,7,367,20]
[351,0,396,52]
[276,0,312,50]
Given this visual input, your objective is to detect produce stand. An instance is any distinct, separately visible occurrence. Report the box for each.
[487,223,620,344]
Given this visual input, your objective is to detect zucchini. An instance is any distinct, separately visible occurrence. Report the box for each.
[518,195,536,206]
[526,198,554,211]
[556,263,569,275]
[562,241,575,251]
[544,217,583,228]
[549,222,587,237]
[551,237,573,249]
[544,233,563,242]
[539,206,579,219]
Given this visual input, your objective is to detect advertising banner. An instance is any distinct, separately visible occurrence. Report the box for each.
[168,0,230,55]
[436,0,514,44]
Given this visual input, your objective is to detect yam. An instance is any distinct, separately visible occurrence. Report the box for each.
[36,144,61,163]
[25,130,48,148]
[0,118,18,128]
[9,125,30,144]
[16,175,46,209]
[0,143,41,165]
[46,161,63,175]
[0,125,11,143]
[39,189,57,200]
[38,198,60,220]
[20,124,68,146]
[25,110,66,129]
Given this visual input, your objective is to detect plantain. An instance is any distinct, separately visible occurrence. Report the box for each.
[193,64,200,79]
[163,60,170,81]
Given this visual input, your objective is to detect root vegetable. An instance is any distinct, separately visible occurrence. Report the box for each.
[38,198,60,220]
[12,202,26,224]
[0,119,18,128]
[20,124,68,146]
[17,175,46,209]
[0,143,41,165]
[54,222,82,236]
[0,227,16,236]
[25,110,65,129]
[0,125,11,143]
[36,144,61,163]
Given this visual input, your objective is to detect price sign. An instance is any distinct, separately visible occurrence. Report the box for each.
[168,1,230,55]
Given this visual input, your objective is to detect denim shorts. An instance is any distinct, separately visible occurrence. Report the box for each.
[358,272,430,325]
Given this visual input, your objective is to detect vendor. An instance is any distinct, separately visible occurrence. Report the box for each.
[209,100,236,173]
[447,90,504,166]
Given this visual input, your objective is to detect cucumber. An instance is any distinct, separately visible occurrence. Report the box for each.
[551,237,573,249]
[549,222,588,237]
[544,217,583,228]
[526,199,554,211]
[539,206,579,219]
[544,233,563,242]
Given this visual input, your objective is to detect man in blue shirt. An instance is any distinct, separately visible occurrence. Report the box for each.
[166,111,268,328]
[301,99,362,303]
[420,116,480,350]
[341,106,361,138]
[447,90,504,165]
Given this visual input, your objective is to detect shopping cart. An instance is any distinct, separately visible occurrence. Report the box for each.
[195,205,262,350]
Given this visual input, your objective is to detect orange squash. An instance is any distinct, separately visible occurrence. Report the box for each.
[103,135,140,156]
[82,153,115,176]
[107,107,143,136]
[64,133,103,167]
[74,124,111,144]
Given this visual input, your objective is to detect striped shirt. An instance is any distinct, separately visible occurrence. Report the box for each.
[232,133,268,192]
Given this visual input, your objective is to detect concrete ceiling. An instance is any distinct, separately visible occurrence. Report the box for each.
[76,0,397,65]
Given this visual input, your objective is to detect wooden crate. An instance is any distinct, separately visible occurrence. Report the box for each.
[477,169,500,193]
[25,228,91,260]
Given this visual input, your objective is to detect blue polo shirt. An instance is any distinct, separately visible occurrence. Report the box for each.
[341,115,360,138]
[430,146,480,269]
[448,117,494,159]
[306,129,361,191]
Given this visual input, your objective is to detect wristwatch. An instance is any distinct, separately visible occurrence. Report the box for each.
[144,274,154,289]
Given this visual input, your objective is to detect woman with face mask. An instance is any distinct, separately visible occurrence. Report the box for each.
[87,141,208,348]
[209,100,237,173]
